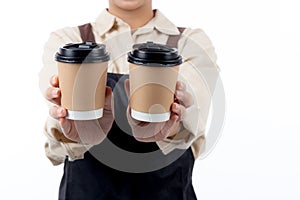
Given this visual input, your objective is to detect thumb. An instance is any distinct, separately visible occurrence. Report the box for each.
[104,86,113,111]
[124,79,130,98]
[59,118,72,135]
[59,118,80,142]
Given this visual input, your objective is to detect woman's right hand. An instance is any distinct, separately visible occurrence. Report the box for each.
[44,75,114,145]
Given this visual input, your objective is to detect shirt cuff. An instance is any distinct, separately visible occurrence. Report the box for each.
[156,105,207,157]
[43,117,92,165]
[182,105,203,136]
[156,128,197,152]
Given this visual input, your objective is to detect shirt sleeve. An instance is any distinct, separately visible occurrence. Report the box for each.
[39,27,91,165]
[156,28,220,158]
[44,116,93,165]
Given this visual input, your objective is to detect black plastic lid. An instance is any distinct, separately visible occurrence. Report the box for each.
[127,41,182,67]
[55,41,110,63]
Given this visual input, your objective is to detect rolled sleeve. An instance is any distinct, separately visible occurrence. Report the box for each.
[44,117,93,165]
[156,28,219,158]
[40,27,90,165]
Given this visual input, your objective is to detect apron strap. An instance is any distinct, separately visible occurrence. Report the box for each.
[166,27,186,48]
[78,23,95,42]
[78,23,185,47]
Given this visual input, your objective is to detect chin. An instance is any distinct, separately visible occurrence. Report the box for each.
[112,0,149,11]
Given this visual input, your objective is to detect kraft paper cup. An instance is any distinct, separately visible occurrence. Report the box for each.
[55,41,110,120]
[128,42,182,122]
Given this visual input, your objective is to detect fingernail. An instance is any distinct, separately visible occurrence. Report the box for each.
[51,75,57,83]
[50,76,56,85]
[178,83,182,90]
[176,91,183,98]
[57,107,64,116]
[52,88,59,97]
[178,82,184,90]
[174,104,178,110]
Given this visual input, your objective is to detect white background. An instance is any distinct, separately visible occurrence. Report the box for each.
[0,0,299,199]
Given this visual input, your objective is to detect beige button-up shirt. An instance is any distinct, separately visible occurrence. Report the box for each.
[39,9,219,165]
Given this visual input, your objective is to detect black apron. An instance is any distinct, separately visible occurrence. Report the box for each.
[58,73,197,200]
[58,23,197,200]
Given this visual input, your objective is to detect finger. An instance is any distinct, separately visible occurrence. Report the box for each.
[176,81,186,91]
[124,79,130,98]
[175,82,193,107]
[50,75,59,87]
[126,106,150,125]
[166,113,181,137]
[49,106,67,120]
[100,86,115,129]
[45,87,61,105]
[156,114,179,139]
[59,118,80,142]
[61,119,108,145]
[135,115,179,142]
[127,106,166,139]
[73,120,105,145]
[171,103,185,121]
[103,86,113,112]
[126,106,140,126]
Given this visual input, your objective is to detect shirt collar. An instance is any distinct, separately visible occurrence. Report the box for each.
[152,10,180,35]
[95,9,180,36]
[94,9,118,36]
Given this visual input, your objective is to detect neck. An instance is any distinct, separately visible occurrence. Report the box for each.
[108,3,154,30]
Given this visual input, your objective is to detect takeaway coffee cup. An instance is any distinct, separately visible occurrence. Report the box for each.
[55,41,110,120]
[127,41,182,122]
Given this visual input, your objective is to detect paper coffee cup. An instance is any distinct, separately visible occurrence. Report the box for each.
[127,42,182,122]
[55,41,110,120]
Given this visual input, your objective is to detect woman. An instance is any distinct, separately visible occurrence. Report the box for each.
[40,0,219,199]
